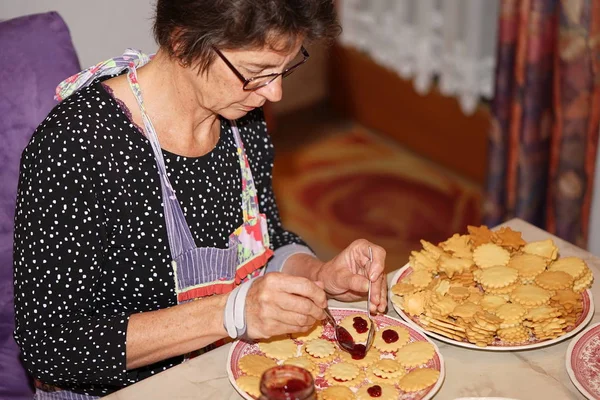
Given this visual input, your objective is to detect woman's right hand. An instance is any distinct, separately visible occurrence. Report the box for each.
[244,272,327,339]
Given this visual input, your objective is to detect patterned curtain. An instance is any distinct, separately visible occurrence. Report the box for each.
[485,0,600,248]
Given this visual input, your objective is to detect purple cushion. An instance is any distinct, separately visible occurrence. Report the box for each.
[0,12,80,399]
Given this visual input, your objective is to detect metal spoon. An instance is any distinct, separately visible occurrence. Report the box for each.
[323,307,355,354]
[364,246,376,351]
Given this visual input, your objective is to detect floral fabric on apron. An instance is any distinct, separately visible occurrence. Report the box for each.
[36,49,273,400]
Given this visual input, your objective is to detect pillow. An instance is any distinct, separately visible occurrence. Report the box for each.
[0,11,80,399]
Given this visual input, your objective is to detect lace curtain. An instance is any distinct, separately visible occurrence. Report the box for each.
[339,0,500,115]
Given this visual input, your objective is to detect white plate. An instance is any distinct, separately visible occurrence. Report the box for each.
[227,307,445,400]
[566,321,600,399]
[391,263,594,351]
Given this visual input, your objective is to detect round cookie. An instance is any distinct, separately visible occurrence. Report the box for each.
[508,253,547,281]
[373,325,410,352]
[324,364,366,388]
[397,367,440,392]
[325,362,361,382]
[258,337,298,360]
[339,347,381,367]
[394,341,435,367]
[283,356,318,374]
[479,266,519,289]
[534,271,574,291]
[480,294,508,311]
[303,338,337,362]
[339,314,372,343]
[494,303,527,324]
[320,385,356,400]
[238,354,277,377]
[291,323,324,342]
[548,257,587,280]
[236,375,261,398]
[366,359,406,384]
[510,285,552,307]
[573,269,594,292]
[473,243,511,269]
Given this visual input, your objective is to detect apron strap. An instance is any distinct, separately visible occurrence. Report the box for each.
[229,122,262,220]
[55,49,152,101]
[124,64,264,260]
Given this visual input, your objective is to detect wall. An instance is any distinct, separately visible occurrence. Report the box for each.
[329,44,490,184]
[589,126,600,256]
[272,42,329,115]
[1,1,328,115]
[1,0,158,68]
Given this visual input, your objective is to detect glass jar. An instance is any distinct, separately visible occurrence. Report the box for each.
[258,365,316,400]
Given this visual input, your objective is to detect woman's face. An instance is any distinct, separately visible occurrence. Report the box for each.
[184,37,304,120]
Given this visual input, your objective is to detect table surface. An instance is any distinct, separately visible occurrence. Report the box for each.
[103,219,600,400]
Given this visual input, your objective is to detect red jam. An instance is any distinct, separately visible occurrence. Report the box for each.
[269,379,307,393]
[382,329,399,343]
[367,385,382,397]
[336,326,367,359]
[337,326,354,349]
[353,316,369,333]
[260,365,316,400]
[349,344,366,360]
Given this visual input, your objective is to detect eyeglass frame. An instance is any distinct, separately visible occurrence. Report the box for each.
[212,46,310,91]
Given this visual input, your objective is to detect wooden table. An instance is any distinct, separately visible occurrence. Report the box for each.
[103,219,599,400]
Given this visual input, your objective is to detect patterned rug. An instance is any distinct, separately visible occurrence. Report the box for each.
[273,125,482,273]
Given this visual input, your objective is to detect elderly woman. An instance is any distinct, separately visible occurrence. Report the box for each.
[13,1,387,398]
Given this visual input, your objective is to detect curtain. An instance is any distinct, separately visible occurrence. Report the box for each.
[338,0,500,115]
[484,0,600,248]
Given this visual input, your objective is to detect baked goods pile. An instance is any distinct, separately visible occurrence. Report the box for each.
[391,225,593,347]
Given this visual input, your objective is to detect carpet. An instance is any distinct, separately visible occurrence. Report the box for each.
[273,125,482,273]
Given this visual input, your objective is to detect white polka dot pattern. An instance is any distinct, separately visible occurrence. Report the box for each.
[13,81,306,397]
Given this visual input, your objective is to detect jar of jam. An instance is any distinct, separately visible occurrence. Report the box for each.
[259,365,316,400]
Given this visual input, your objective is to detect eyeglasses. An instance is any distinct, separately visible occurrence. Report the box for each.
[213,46,310,91]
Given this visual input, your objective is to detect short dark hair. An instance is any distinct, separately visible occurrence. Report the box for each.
[153,0,341,72]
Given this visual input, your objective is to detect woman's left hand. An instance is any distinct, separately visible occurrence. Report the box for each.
[315,239,387,313]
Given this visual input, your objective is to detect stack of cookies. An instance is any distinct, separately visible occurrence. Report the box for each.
[235,313,441,399]
[391,225,593,347]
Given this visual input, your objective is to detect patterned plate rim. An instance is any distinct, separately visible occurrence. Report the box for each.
[566,321,600,400]
[390,263,595,351]
[226,306,446,400]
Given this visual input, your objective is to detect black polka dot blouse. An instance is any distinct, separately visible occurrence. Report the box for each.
[12,81,306,396]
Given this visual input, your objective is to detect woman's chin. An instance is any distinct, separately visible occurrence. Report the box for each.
[220,108,253,120]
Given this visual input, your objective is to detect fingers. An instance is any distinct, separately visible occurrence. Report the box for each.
[351,240,386,312]
[245,273,328,339]
[377,274,388,313]
[338,268,370,294]
[368,274,387,313]
[368,264,388,312]
[249,318,314,340]
[278,293,326,322]
[246,295,322,339]
[365,243,386,282]
[270,273,328,308]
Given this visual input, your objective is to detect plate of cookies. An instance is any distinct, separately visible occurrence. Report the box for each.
[566,321,600,399]
[390,225,594,351]
[227,307,445,399]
